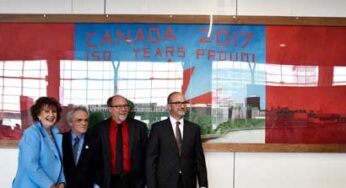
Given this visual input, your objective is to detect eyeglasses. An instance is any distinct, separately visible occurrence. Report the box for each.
[169,101,189,105]
[109,104,130,109]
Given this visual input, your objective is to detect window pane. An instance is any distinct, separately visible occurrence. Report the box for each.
[71,70,87,78]
[61,80,72,89]
[4,86,21,95]
[60,60,115,105]
[72,61,87,71]
[333,66,346,86]
[5,61,22,70]
[71,80,87,89]
[135,80,151,89]
[88,80,104,90]
[3,103,18,111]
[88,61,101,70]
[88,70,105,79]
[152,80,168,88]
[23,60,47,77]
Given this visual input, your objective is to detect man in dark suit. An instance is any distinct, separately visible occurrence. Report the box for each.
[146,91,208,188]
[94,95,148,188]
[62,106,102,188]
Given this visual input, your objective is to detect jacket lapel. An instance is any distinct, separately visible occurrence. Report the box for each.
[77,134,89,166]
[37,123,62,160]
[51,127,63,161]
[181,120,191,155]
[128,119,135,159]
[103,119,112,164]
[65,132,76,166]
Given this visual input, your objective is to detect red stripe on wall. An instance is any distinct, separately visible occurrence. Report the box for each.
[0,23,74,60]
[182,66,195,96]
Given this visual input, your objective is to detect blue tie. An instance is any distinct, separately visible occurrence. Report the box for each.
[73,137,80,164]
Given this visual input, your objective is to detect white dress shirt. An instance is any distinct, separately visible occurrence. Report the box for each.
[169,115,184,139]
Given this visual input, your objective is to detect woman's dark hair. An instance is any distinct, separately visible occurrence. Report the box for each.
[30,97,62,122]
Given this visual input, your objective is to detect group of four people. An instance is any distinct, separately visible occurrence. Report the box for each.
[12,92,208,188]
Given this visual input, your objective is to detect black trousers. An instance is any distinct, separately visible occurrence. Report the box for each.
[178,174,184,188]
[110,174,132,188]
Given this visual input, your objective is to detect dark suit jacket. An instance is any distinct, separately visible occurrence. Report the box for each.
[146,118,208,188]
[62,131,102,188]
[93,118,148,188]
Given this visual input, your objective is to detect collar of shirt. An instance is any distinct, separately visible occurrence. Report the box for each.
[169,115,184,138]
[71,132,85,144]
[110,119,128,128]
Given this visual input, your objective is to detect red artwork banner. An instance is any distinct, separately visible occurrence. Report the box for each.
[265,26,346,143]
[1,23,346,145]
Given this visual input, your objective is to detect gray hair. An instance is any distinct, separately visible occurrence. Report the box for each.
[66,105,89,124]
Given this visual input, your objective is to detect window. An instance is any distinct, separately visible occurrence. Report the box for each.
[0,60,47,128]
[212,61,266,107]
[266,64,318,87]
[117,61,183,106]
[333,66,346,86]
[60,60,114,105]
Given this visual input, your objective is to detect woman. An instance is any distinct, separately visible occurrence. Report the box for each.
[13,97,66,188]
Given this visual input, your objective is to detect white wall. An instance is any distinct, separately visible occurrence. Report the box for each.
[234,152,346,188]
[2,150,346,188]
[0,1,346,188]
[206,152,346,188]
[0,149,18,188]
[0,0,345,17]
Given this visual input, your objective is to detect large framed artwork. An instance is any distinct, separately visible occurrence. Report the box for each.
[1,16,346,151]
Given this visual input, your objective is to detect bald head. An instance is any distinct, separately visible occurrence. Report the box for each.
[107,95,129,123]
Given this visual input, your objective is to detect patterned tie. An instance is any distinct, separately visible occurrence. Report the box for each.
[116,124,123,174]
[175,121,182,155]
[73,136,80,164]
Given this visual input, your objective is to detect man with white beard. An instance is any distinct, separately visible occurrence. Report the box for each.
[93,95,148,188]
